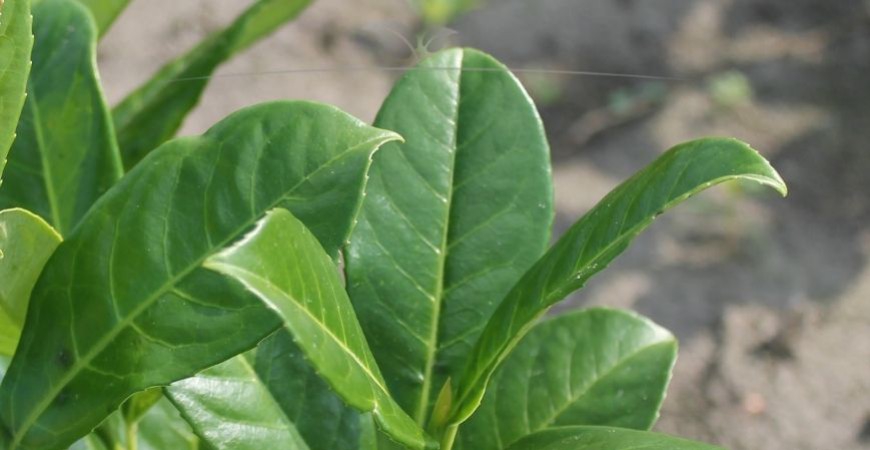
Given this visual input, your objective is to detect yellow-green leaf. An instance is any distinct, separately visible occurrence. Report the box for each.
[0,208,61,356]
[205,209,435,450]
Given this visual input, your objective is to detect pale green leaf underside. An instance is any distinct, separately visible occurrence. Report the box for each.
[0,101,398,450]
[0,0,123,235]
[457,308,676,450]
[205,209,434,450]
[0,208,61,356]
[0,0,33,184]
[451,138,787,425]
[113,0,312,170]
[504,426,724,450]
[167,353,310,450]
[75,0,131,36]
[347,47,553,425]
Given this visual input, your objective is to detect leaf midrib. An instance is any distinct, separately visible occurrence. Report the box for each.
[204,262,392,400]
[9,135,385,448]
[415,51,463,426]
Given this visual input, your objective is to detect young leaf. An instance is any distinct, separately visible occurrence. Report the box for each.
[167,353,311,450]
[76,0,132,36]
[456,308,676,450]
[168,331,362,450]
[0,101,399,450]
[0,0,33,183]
[122,388,163,425]
[504,426,724,450]
[113,0,313,170]
[0,208,61,356]
[346,48,553,424]
[449,138,787,426]
[204,209,435,450]
[0,0,124,235]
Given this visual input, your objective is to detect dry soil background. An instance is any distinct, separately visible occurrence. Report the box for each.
[98,1,870,449]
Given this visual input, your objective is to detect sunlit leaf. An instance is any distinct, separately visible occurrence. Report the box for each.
[0,208,61,356]
[205,209,434,450]
[0,101,398,450]
[0,0,33,184]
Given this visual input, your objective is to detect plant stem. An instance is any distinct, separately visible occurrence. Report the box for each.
[440,424,458,450]
[125,420,138,450]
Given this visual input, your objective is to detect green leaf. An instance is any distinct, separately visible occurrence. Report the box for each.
[122,388,163,425]
[81,398,202,450]
[0,355,8,381]
[346,48,552,425]
[456,308,676,450]
[167,353,310,450]
[168,330,363,450]
[0,101,399,450]
[0,0,123,235]
[449,138,787,426]
[252,331,363,450]
[0,0,33,184]
[113,0,313,170]
[137,398,201,450]
[68,435,110,450]
[503,426,724,450]
[76,0,131,36]
[0,208,61,356]
[204,209,434,450]
[413,0,481,26]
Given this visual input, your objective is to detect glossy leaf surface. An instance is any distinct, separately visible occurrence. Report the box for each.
[0,0,32,183]
[450,138,787,425]
[0,101,398,450]
[0,0,123,235]
[505,426,724,450]
[253,331,362,450]
[346,48,552,424]
[76,0,131,36]
[0,208,61,356]
[113,0,312,170]
[205,209,434,450]
[456,308,676,450]
[169,330,361,450]
[168,352,310,450]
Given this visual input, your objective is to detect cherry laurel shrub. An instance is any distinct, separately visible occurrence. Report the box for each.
[0,0,787,449]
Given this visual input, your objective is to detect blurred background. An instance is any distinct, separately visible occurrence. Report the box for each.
[97,1,870,449]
